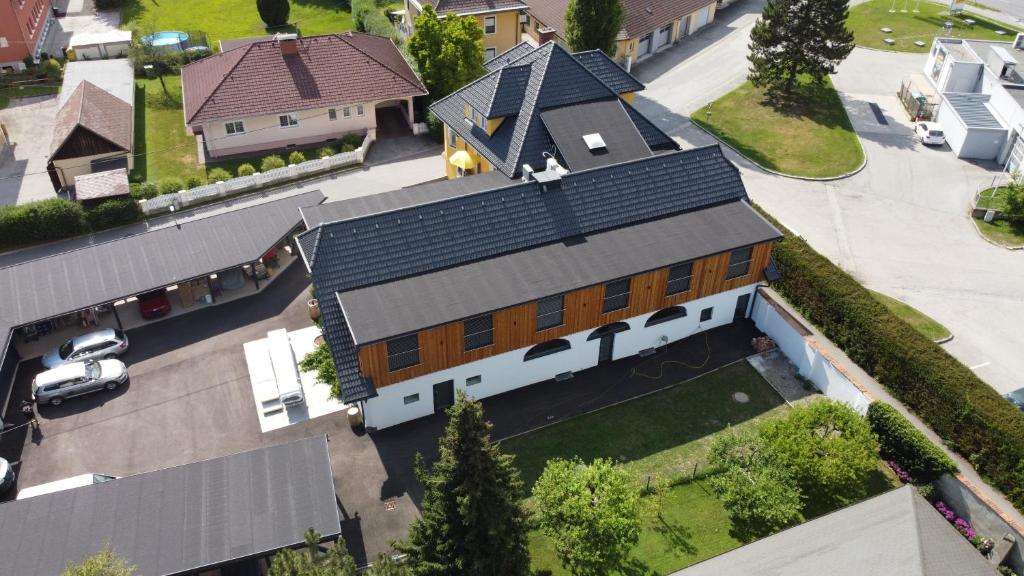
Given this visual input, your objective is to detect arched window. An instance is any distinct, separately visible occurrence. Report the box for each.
[645,306,687,327]
[586,322,631,340]
[524,339,571,361]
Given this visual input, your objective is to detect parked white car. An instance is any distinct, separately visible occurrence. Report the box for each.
[915,122,946,146]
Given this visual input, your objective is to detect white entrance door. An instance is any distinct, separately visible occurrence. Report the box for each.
[694,5,711,31]
[655,23,672,50]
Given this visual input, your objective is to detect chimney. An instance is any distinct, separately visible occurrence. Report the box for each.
[276,32,299,55]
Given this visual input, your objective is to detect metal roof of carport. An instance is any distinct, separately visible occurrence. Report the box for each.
[944,93,1006,129]
[0,190,324,331]
[0,435,341,576]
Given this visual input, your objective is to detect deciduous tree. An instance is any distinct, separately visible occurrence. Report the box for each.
[747,0,854,98]
[62,547,136,576]
[532,457,641,576]
[268,529,357,576]
[564,0,624,56]
[407,5,485,101]
[760,399,879,503]
[396,392,531,576]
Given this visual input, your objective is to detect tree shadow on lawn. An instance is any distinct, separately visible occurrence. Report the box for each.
[758,79,854,131]
[653,513,699,556]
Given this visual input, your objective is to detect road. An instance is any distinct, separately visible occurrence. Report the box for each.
[632,0,1024,396]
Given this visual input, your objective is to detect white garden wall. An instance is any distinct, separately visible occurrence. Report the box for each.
[363,284,758,430]
[750,288,870,414]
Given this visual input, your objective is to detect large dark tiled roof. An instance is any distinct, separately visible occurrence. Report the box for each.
[430,42,671,178]
[301,146,778,402]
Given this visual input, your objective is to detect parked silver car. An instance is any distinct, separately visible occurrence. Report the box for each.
[32,360,129,406]
[42,328,128,369]
[0,457,13,495]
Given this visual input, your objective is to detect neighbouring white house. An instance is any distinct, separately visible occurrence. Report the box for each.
[924,34,1024,169]
[181,32,427,160]
[48,59,135,191]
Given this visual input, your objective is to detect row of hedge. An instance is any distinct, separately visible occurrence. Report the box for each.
[767,211,1024,511]
[0,197,141,251]
[867,401,957,483]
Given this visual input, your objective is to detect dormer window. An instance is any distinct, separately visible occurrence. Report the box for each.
[468,107,485,129]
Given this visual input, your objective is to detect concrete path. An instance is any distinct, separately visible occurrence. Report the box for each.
[0,96,60,205]
[635,5,1024,397]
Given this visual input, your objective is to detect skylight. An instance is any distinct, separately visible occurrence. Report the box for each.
[583,133,606,151]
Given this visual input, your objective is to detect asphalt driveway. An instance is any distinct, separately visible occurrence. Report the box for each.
[633,4,1024,395]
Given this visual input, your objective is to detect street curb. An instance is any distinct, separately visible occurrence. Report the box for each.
[969,216,1024,251]
[934,334,955,345]
[688,120,868,182]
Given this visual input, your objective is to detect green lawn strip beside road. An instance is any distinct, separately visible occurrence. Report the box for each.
[691,77,864,179]
[869,291,952,341]
[121,0,353,50]
[973,187,1024,246]
[0,84,60,109]
[502,363,900,575]
[847,0,1022,53]
[132,75,205,184]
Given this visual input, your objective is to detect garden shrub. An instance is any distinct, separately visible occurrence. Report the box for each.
[427,111,444,143]
[184,174,203,188]
[42,58,61,79]
[867,401,957,483]
[0,198,87,250]
[340,143,356,153]
[207,167,232,182]
[352,0,401,41]
[156,177,184,196]
[763,207,1024,512]
[236,163,256,177]
[318,146,336,158]
[261,155,286,172]
[287,150,306,165]
[341,132,364,148]
[85,198,141,230]
[130,181,159,200]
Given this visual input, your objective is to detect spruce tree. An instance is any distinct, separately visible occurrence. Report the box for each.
[396,392,531,576]
[564,0,624,56]
[747,0,854,98]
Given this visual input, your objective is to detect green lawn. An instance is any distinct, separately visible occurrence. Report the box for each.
[506,362,900,575]
[502,362,789,490]
[977,218,1024,247]
[0,82,60,109]
[691,77,864,178]
[121,0,354,50]
[847,0,1023,53]
[976,187,1009,211]
[869,290,951,341]
[132,74,204,183]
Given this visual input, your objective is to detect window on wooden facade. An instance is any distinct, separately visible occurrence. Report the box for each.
[387,334,420,371]
[602,278,631,313]
[463,314,494,351]
[726,247,754,279]
[700,307,713,322]
[524,339,571,361]
[536,294,564,330]
[666,262,693,295]
[646,306,687,327]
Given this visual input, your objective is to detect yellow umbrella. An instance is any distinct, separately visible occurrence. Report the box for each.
[448,150,474,170]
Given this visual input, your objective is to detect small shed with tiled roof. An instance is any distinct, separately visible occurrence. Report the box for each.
[48,79,134,191]
[72,168,131,207]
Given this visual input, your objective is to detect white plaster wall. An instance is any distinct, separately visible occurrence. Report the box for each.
[201,104,378,157]
[936,98,969,157]
[363,284,758,430]
[750,291,870,415]
[945,62,983,93]
[53,151,131,188]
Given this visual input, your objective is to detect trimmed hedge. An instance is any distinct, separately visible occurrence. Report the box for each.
[867,401,957,483]
[0,198,88,250]
[85,198,142,231]
[767,210,1024,511]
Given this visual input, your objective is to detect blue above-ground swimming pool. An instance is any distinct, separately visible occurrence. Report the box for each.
[142,31,190,50]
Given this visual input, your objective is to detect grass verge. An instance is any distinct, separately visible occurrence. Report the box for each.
[132,74,205,184]
[869,290,952,341]
[0,83,60,109]
[691,77,863,179]
[976,218,1024,247]
[847,0,1022,53]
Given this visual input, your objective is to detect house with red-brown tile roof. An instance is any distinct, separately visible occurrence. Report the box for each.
[181,32,427,160]
[522,0,718,68]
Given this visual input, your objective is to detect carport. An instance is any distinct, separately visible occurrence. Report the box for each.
[936,92,1009,160]
[0,191,324,417]
[0,435,340,576]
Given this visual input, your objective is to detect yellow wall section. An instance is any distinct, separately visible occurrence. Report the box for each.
[443,125,492,179]
[478,10,522,56]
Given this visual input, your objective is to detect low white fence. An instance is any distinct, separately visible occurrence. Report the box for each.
[750,287,871,414]
[141,133,373,215]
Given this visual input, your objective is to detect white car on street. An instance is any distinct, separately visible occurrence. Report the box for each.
[915,122,946,146]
